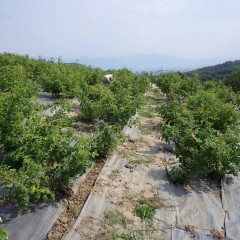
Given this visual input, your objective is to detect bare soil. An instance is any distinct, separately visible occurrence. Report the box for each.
[46,160,105,240]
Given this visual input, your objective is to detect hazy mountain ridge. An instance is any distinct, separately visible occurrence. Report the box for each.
[64,54,222,72]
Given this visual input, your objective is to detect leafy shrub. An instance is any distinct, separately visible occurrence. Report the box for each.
[224,69,240,93]
[93,124,122,157]
[152,72,200,100]
[79,84,109,121]
[158,75,240,183]
[79,71,148,126]
[0,66,39,149]
[0,106,93,206]
[37,63,78,97]
[0,53,149,206]
[0,228,8,240]
[0,65,37,94]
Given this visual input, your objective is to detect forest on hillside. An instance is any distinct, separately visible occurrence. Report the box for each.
[188,59,240,82]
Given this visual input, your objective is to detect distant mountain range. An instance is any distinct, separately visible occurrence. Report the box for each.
[187,59,240,82]
[64,54,224,72]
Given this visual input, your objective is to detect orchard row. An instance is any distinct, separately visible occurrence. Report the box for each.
[0,53,150,206]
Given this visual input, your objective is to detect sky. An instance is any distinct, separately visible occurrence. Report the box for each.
[1,0,240,62]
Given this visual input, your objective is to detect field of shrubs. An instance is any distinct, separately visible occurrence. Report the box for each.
[0,53,150,207]
[1,52,239,207]
[0,53,239,239]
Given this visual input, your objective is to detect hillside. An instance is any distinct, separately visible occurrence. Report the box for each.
[188,59,240,82]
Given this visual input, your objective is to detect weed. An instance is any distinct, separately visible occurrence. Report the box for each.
[137,137,149,144]
[129,157,153,165]
[69,204,82,217]
[115,229,158,240]
[124,192,135,203]
[111,169,120,175]
[105,210,130,227]
[128,117,141,128]
[119,150,135,159]
[99,233,117,240]
[116,231,138,240]
[135,203,155,220]
[100,227,159,240]
[140,127,154,135]
[100,231,140,240]
[0,228,8,240]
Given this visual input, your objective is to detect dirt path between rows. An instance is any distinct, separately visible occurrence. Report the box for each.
[45,87,166,240]
[47,87,232,240]
[46,160,105,239]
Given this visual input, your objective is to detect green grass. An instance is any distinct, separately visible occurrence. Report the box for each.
[140,127,154,135]
[100,231,143,240]
[139,105,155,118]
[105,210,130,227]
[69,204,82,217]
[115,231,139,240]
[135,203,155,220]
[119,150,135,159]
[129,157,153,165]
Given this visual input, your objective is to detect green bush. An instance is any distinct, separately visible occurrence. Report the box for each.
[152,72,200,100]
[0,53,149,206]
[0,228,8,240]
[0,105,93,206]
[224,69,240,93]
[93,124,122,157]
[79,71,148,126]
[0,66,39,149]
[158,75,240,183]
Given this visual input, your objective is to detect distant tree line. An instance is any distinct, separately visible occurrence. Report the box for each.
[187,60,240,82]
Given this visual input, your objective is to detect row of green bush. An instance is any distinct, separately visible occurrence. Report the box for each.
[152,72,240,183]
[0,53,150,206]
